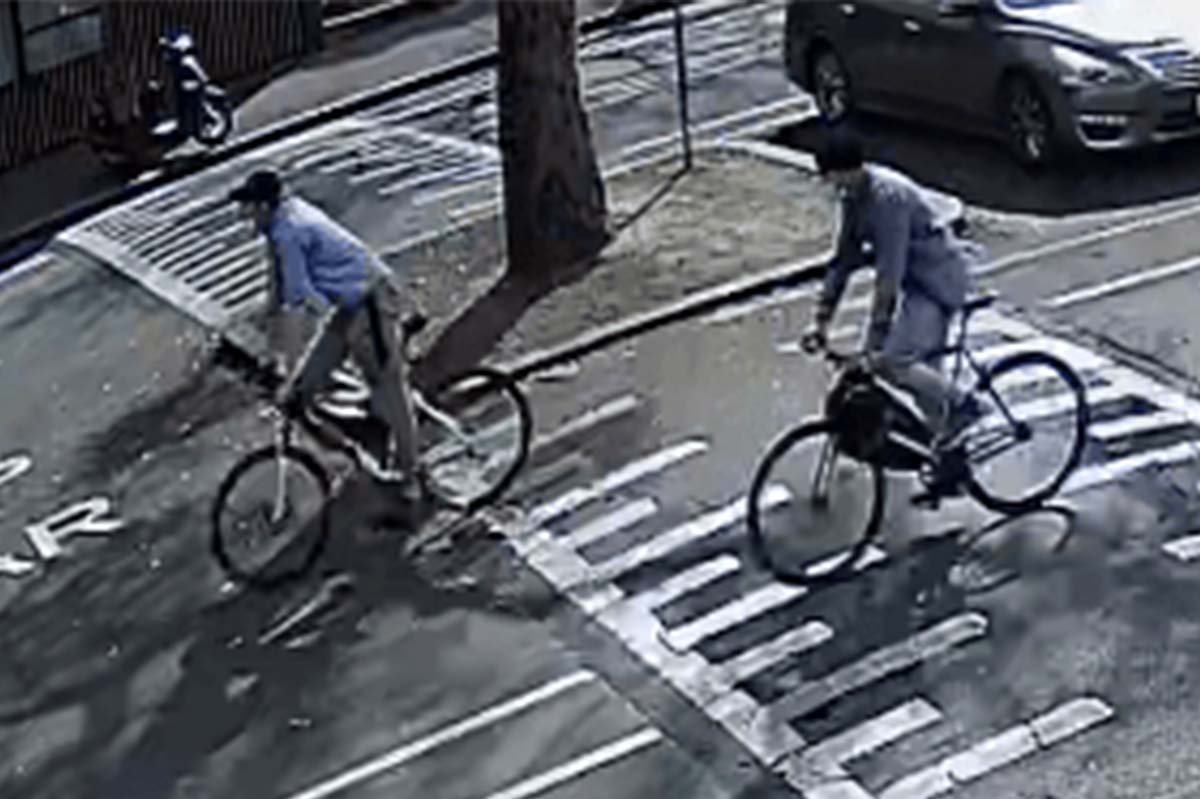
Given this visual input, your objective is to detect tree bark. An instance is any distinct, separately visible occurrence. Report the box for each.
[497,0,609,282]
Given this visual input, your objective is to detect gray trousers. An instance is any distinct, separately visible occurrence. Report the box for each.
[293,284,417,475]
[876,290,966,432]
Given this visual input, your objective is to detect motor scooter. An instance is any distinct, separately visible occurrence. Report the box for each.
[87,30,233,172]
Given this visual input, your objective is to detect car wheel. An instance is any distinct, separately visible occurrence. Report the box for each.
[811,47,854,123]
[1001,75,1055,168]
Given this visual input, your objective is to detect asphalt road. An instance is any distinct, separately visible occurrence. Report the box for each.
[6,0,1200,797]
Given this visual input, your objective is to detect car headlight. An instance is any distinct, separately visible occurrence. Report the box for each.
[1051,45,1137,86]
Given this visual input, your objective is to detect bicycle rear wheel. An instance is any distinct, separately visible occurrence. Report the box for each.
[418,367,531,513]
[211,446,331,589]
[963,351,1088,515]
[746,419,886,587]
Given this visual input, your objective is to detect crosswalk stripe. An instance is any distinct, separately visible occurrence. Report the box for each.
[587,487,787,585]
[785,698,943,799]
[717,621,834,684]
[620,554,740,615]
[528,439,709,528]
[808,698,944,769]
[561,498,659,550]
[877,697,1113,799]
[665,546,887,653]
[1090,408,1192,441]
[1162,534,1200,562]
[1065,440,1200,494]
[767,613,989,723]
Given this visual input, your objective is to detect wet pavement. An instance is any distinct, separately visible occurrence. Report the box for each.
[498,286,1200,799]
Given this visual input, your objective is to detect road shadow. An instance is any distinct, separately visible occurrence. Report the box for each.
[771,113,1200,216]
[0,471,545,799]
[409,165,687,389]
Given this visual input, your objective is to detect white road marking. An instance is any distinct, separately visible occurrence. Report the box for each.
[283,671,597,799]
[1065,440,1200,494]
[528,439,708,529]
[481,728,663,799]
[664,546,887,653]
[767,613,989,723]
[1162,534,1200,562]
[877,697,1113,799]
[809,698,944,768]
[587,487,788,585]
[785,699,943,798]
[532,394,641,453]
[1090,409,1191,441]
[1043,253,1200,310]
[717,621,834,684]
[562,498,660,550]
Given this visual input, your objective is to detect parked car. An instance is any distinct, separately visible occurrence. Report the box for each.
[784,0,1200,166]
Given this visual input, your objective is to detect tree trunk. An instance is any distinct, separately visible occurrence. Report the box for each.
[497,0,609,282]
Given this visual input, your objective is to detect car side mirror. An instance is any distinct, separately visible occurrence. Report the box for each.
[939,0,986,16]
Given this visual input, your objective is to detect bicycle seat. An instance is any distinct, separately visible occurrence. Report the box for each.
[962,292,998,317]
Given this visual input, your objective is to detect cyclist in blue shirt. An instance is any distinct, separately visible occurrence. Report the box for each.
[802,129,986,441]
[229,169,418,493]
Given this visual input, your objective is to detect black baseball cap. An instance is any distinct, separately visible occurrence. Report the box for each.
[228,169,283,205]
[815,126,865,174]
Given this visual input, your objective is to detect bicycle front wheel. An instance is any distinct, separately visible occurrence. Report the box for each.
[211,446,331,589]
[418,367,531,513]
[746,419,886,587]
[963,351,1088,515]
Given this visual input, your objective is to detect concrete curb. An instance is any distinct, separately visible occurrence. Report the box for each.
[502,139,832,381]
[0,0,752,273]
[503,135,972,380]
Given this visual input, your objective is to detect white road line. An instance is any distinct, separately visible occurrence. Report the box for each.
[562,498,660,551]
[665,583,807,653]
[532,394,641,453]
[1090,409,1191,441]
[664,546,887,653]
[809,698,944,768]
[588,487,788,585]
[1065,440,1200,494]
[482,728,663,799]
[965,337,1111,373]
[1043,254,1200,310]
[975,203,1200,280]
[528,439,709,528]
[877,697,1113,799]
[283,671,597,799]
[1162,534,1200,562]
[717,621,834,684]
[626,554,741,614]
[785,698,943,799]
[767,613,989,723]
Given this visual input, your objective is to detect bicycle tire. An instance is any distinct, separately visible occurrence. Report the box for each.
[211,445,331,589]
[965,351,1088,515]
[420,367,531,514]
[746,419,886,587]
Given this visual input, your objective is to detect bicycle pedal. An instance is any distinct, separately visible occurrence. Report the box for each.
[910,491,942,510]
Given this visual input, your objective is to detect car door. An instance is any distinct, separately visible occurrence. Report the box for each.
[890,0,1003,130]
[818,0,904,112]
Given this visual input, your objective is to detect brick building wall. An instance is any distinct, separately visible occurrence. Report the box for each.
[0,0,317,172]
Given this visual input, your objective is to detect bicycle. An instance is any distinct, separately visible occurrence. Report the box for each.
[746,292,1090,587]
[210,313,532,589]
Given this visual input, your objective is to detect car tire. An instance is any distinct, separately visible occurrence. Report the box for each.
[810,46,854,123]
[1000,74,1056,168]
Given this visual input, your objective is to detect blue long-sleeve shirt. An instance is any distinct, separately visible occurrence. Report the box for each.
[818,165,980,343]
[265,197,390,312]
